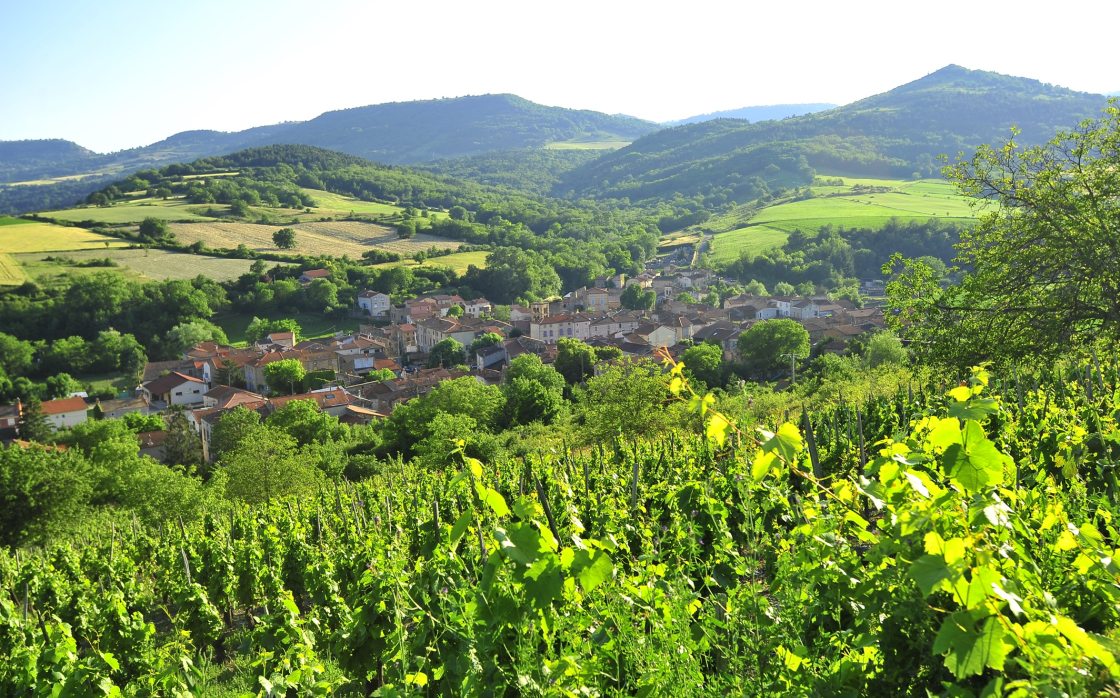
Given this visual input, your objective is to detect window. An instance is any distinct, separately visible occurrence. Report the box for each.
[175,392,182,396]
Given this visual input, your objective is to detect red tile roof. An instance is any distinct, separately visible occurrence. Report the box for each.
[40,396,89,415]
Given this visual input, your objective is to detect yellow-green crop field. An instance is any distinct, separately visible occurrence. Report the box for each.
[0,218,129,253]
[14,249,256,284]
[299,189,428,218]
[0,253,28,285]
[373,250,489,274]
[708,226,790,265]
[41,198,219,223]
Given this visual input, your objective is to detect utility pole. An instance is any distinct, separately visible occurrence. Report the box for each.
[780,353,805,384]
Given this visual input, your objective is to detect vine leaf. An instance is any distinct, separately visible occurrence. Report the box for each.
[910,554,953,596]
[948,398,1000,422]
[570,549,614,592]
[943,420,1005,491]
[449,510,472,547]
[933,613,1007,678]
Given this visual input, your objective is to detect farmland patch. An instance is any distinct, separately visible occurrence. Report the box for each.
[168,220,457,257]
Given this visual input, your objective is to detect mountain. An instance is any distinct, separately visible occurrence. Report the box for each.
[663,103,837,127]
[0,95,658,214]
[558,65,1112,202]
[266,94,657,163]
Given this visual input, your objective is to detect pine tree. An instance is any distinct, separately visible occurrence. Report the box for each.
[19,397,53,443]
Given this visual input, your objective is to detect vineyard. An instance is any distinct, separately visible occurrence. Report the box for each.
[5,358,1120,696]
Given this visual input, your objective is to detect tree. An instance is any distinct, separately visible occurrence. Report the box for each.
[138,217,172,242]
[165,320,229,355]
[229,199,251,217]
[265,359,306,395]
[245,317,301,344]
[304,278,338,312]
[621,283,656,310]
[215,359,245,387]
[445,304,464,318]
[208,406,263,463]
[397,220,417,239]
[502,354,566,426]
[19,396,54,443]
[121,411,165,433]
[888,106,1120,366]
[555,337,598,384]
[223,426,319,505]
[702,291,720,307]
[865,331,908,368]
[427,338,466,368]
[744,280,767,295]
[675,292,696,303]
[0,445,92,548]
[736,319,810,372]
[773,281,795,296]
[469,332,502,359]
[681,342,724,388]
[44,373,83,400]
[382,377,505,457]
[795,282,816,297]
[0,332,34,376]
[577,358,670,443]
[266,398,346,447]
[162,406,203,469]
[272,228,297,249]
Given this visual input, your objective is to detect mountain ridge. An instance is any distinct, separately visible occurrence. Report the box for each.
[663,103,838,127]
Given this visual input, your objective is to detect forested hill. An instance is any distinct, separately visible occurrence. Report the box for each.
[558,65,1112,203]
[663,103,838,127]
[0,139,96,181]
[266,94,657,163]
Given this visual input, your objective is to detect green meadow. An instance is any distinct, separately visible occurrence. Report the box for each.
[708,226,790,264]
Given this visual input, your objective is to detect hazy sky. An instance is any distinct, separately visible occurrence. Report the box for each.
[2,0,1118,152]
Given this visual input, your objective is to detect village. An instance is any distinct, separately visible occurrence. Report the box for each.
[0,263,887,460]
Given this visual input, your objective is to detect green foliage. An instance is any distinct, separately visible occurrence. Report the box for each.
[501,354,565,427]
[223,426,319,505]
[681,341,723,388]
[888,105,1120,369]
[164,320,228,355]
[576,357,670,443]
[620,282,656,310]
[736,318,810,372]
[244,317,301,345]
[121,411,164,433]
[264,359,306,396]
[271,227,297,249]
[0,443,91,547]
[209,405,263,463]
[265,399,347,448]
[426,338,466,368]
[19,396,54,443]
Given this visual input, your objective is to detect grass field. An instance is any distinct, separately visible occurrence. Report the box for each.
[544,140,631,150]
[0,219,130,253]
[14,249,256,283]
[168,220,454,257]
[708,226,790,264]
[300,189,416,217]
[372,250,489,274]
[42,199,218,223]
[0,253,28,285]
[213,313,362,346]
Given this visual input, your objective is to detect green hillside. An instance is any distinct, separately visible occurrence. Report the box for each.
[270,94,657,164]
[558,65,1111,203]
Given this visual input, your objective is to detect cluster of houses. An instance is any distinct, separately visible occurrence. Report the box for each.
[2,264,886,463]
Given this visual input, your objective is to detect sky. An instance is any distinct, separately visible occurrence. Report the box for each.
[2,0,1118,153]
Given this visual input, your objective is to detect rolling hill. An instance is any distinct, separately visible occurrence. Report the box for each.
[663,103,838,127]
[0,95,658,214]
[557,65,1113,203]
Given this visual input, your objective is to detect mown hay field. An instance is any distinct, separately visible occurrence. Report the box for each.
[0,219,130,253]
[0,253,28,285]
[167,221,456,257]
[41,199,218,223]
[14,248,256,283]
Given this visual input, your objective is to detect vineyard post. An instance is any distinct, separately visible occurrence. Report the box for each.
[1092,347,1106,390]
[856,405,867,466]
[629,458,640,511]
[180,545,192,585]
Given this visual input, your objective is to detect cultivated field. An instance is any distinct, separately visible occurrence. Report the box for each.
[0,218,129,253]
[0,253,28,285]
[300,189,420,218]
[167,220,456,257]
[14,249,256,283]
[372,250,489,274]
[42,199,218,223]
[708,226,790,264]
